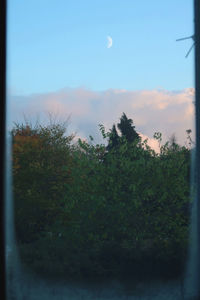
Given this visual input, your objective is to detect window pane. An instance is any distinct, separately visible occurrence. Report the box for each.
[6,1,196,299]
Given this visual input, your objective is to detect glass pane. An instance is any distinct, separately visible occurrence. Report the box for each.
[6,1,195,299]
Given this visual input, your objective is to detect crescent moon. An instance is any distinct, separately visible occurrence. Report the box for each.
[107,36,113,48]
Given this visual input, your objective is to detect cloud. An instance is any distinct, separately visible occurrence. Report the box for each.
[8,86,195,150]
[139,133,160,153]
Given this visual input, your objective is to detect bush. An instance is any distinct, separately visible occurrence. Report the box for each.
[12,119,191,280]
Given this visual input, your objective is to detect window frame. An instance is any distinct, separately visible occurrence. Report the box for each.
[1,1,200,299]
[1,0,6,299]
[194,0,200,297]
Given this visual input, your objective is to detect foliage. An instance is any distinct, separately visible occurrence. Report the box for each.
[12,115,191,280]
[107,113,140,151]
[12,121,74,243]
[106,124,120,151]
[117,112,140,143]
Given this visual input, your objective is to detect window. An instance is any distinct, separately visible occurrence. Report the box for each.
[4,1,200,299]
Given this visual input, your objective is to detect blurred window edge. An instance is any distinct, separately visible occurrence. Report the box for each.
[1,0,200,299]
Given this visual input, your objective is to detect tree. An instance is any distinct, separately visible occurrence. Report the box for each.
[106,124,120,151]
[12,118,191,281]
[12,121,74,243]
[105,113,140,159]
[117,112,140,144]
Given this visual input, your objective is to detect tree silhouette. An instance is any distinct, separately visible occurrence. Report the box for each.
[107,124,120,151]
[117,112,140,143]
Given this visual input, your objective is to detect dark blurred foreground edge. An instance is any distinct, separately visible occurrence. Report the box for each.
[195,0,200,298]
[0,0,6,299]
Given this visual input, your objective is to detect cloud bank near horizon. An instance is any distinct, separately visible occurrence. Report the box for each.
[8,87,195,150]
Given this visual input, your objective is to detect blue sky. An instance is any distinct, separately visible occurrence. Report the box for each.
[7,0,194,94]
[7,1,195,148]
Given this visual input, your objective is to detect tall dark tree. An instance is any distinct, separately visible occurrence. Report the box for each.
[107,124,120,151]
[117,112,140,143]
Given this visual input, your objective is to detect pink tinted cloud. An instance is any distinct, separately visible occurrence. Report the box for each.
[10,87,195,149]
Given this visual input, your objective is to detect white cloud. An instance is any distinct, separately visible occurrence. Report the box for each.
[8,87,195,150]
[139,133,160,153]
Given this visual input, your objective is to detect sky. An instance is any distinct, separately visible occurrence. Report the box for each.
[7,0,195,149]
